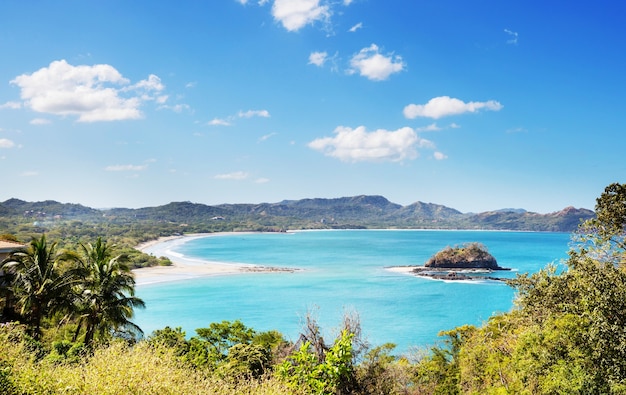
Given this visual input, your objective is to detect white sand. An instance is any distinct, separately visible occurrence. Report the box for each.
[384,266,420,275]
[132,233,256,285]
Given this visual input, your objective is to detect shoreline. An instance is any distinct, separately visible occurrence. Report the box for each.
[384,265,512,283]
[132,232,296,286]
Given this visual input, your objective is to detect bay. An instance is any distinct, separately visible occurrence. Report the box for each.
[134,230,571,354]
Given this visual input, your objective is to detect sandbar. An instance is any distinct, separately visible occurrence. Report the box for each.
[132,233,294,286]
[384,266,419,275]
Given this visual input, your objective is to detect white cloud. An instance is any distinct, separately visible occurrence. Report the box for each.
[415,123,441,132]
[238,109,270,118]
[0,138,15,148]
[259,132,277,142]
[308,51,328,67]
[403,96,503,119]
[208,118,232,126]
[504,28,518,45]
[159,103,191,113]
[0,101,22,110]
[20,171,39,177]
[272,0,330,32]
[208,109,269,126]
[255,177,270,184]
[215,171,249,180]
[10,60,165,122]
[308,125,429,162]
[30,118,51,125]
[128,74,164,93]
[343,0,354,4]
[433,152,448,160]
[348,44,405,81]
[105,164,148,171]
[348,22,362,32]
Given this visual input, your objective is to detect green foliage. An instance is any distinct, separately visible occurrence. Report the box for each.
[195,319,255,362]
[356,343,415,395]
[72,237,145,345]
[0,323,294,395]
[414,325,477,394]
[0,235,77,338]
[149,326,189,355]
[1,235,145,347]
[426,242,499,268]
[413,183,626,394]
[220,343,271,379]
[45,340,87,363]
[148,320,286,379]
[593,182,626,244]
[278,330,356,395]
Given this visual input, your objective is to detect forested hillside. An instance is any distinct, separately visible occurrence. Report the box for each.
[1,195,594,239]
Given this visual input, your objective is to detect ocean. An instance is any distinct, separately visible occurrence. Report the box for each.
[133,230,571,354]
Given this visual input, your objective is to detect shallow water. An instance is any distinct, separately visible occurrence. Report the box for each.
[134,230,571,354]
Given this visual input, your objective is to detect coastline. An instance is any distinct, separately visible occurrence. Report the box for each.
[384,265,511,283]
[133,232,293,286]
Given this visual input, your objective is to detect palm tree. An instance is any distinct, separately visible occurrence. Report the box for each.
[0,234,77,338]
[73,237,145,345]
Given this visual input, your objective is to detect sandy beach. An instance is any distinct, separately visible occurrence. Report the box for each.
[132,233,296,285]
[133,233,251,285]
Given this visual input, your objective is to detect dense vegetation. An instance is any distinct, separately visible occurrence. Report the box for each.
[1,195,594,246]
[0,183,624,394]
[424,242,501,269]
[414,183,626,393]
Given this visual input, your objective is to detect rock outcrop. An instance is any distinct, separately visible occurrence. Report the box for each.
[424,242,506,270]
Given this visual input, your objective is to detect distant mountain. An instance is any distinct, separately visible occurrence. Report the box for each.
[1,198,100,218]
[220,195,403,223]
[0,196,595,233]
[107,201,228,222]
[468,206,595,232]
[391,201,464,223]
[494,208,527,214]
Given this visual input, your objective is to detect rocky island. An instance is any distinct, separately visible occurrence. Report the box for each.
[411,242,510,281]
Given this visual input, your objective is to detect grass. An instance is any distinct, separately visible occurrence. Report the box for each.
[0,325,297,395]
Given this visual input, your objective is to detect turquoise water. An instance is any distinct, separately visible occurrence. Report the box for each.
[134,230,571,354]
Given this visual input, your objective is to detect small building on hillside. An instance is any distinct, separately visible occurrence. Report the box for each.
[0,240,26,280]
[0,240,25,263]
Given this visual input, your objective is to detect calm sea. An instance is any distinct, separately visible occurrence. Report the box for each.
[134,230,571,354]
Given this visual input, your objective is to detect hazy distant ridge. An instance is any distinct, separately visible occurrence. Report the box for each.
[0,196,594,232]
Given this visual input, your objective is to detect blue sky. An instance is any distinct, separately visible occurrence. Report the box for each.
[1,1,624,213]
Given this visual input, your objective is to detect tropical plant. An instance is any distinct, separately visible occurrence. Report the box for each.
[149,320,288,379]
[277,330,357,395]
[413,183,626,393]
[0,234,77,338]
[72,237,145,345]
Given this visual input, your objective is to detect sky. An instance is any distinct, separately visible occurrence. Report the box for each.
[1,1,625,213]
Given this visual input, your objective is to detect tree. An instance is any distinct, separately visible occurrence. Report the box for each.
[277,313,364,394]
[277,330,357,395]
[413,183,626,393]
[578,183,626,268]
[0,234,77,338]
[592,182,626,246]
[72,237,145,345]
